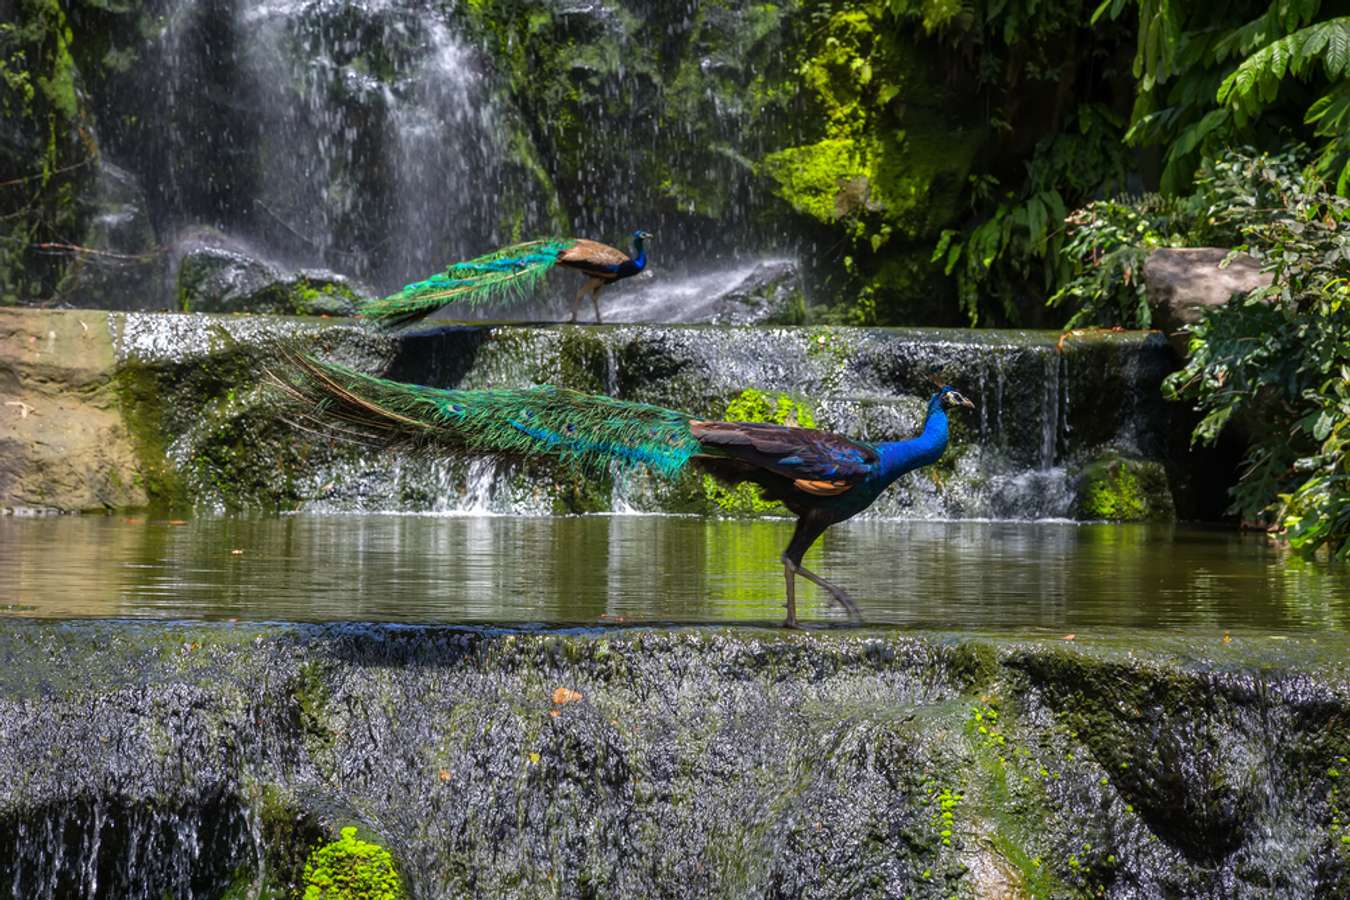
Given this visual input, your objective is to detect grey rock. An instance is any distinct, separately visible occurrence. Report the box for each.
[1144,247,1272,353]
[706,259,807,325]
[0,622,1344,896]
[175,243,366,316]
[56,160,166,310]
[177,246,282,313]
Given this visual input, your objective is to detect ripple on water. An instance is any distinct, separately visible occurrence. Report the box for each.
[0,515,1346,631]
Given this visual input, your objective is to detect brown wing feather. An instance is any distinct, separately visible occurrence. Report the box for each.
[689,420,877,486]
[558,239,630,268]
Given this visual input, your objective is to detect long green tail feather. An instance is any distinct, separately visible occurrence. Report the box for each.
[359,239,577,324]
[281,355,702,476]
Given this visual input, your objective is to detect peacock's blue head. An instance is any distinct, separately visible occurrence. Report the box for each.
[931,384,975,413]
[632,230,652,242]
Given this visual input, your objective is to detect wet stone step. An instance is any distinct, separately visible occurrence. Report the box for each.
[2,309,1180,517]
[0,622,1345,898]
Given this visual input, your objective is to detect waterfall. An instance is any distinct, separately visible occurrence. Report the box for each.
[137,0,505,288]
[239,0,503,283]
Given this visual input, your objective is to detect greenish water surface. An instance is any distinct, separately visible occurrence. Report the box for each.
[2,515,1346,631]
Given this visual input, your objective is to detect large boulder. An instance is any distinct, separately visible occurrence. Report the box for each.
[1144,248,1272,355]
[56,161,167,311]
[175,239,367,316]
[0,309,147,513]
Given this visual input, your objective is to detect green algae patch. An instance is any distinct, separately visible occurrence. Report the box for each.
[302,827,404,899]
[761,138,868,224]
[1074,455,1175,521]
[701,387,816,515]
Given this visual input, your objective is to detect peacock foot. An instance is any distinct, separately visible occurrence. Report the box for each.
[829,589,862,621]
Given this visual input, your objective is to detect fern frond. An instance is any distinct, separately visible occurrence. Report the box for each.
[1218,18,1350,114]
[279,355,702,477]
[359,239,577,324]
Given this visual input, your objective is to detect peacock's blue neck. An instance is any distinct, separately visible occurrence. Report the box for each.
[631,238,646,271]
[874,394,949,485]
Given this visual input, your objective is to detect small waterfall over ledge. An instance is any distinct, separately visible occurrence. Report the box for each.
[1,622,1345,897]
[109,313,1176,520]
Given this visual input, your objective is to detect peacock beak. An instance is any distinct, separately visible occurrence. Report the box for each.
[946,391,974,410]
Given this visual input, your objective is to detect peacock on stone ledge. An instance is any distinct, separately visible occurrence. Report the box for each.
[359,231,651,326]
[280,356,975,627]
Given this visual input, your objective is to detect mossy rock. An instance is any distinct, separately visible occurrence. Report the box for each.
[178,248,362,316]
[302,826,404,899]
[1073,455,1174,521]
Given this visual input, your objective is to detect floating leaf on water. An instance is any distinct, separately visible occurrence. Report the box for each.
[1063,633,1076,641]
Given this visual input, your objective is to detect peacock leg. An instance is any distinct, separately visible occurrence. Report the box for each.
[791,563,861,621]
[782,562,800,629]
[779,515,830,628]
[590,283,604,324]
[569,279,593,323]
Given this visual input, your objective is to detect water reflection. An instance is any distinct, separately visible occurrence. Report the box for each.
[0,516,1346,631]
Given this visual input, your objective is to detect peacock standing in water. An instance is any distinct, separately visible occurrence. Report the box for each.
[359,231,652,325]
[281,357,975,627]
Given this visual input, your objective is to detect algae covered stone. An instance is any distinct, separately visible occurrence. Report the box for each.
[302,826,403,899]
[1074,455,1174,521]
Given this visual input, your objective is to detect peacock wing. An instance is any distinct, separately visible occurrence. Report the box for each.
[557,239,631,275]
[689,421,878,489]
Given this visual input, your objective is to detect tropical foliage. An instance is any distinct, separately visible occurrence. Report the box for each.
[884,0,1137,324]
[1044,193,1187,329]
[1098,0,1350,193]
[1047,145,1349,557]
[1161,148,1350,559]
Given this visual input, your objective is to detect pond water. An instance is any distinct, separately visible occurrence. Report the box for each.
[2,515,1346,632]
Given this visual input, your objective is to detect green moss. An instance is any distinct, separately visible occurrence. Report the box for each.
[294,660,337,768]
[702,388,815,516]
[962,699,1061,897]
[302,826,404,899]
[1074,456,1175,522]
[112,363,190,509]
[761,138,867,224]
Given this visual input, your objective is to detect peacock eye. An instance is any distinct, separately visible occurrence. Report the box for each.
[565,423,576,433]
[449,404,464,414]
